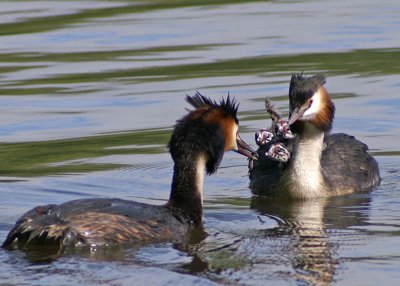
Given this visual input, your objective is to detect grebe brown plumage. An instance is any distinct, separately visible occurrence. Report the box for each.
[2,92,257,252]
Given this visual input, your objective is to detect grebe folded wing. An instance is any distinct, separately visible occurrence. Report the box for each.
[322,133,381,192]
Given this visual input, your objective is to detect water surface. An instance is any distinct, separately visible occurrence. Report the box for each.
[0,0,399,285]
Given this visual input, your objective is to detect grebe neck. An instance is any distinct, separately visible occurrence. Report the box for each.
[282,123,327,198]
[167,152,207,226]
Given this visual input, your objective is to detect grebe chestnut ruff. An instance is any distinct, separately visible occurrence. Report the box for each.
[2,92,257,251]
[249,73,380,199]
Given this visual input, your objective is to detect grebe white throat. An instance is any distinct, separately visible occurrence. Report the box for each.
[195,152,207,206]
[282,123,326,199]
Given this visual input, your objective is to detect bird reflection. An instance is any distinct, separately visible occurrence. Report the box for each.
[251,194,370,285]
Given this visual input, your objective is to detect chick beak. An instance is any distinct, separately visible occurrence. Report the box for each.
[288,107,306,125]
[234,134,258,160]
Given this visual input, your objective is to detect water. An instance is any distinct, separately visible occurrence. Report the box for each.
[0,0,399,285]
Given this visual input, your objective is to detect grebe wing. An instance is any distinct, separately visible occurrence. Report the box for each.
[2,198,185,249]
[321,133,380,191]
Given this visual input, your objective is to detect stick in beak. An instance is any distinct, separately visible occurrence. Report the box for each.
[288,107,306,125]
[234,134,258,160]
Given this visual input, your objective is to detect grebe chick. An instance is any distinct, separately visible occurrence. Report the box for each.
[2,92,257,251]
[250,73,380,199]
[254,98,294,162]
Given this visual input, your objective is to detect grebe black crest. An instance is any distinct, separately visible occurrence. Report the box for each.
[2,92,257,253]
[249,73,380,199]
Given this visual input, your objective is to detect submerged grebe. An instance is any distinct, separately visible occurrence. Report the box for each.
[249,73,380,199]
[2,92,257,250]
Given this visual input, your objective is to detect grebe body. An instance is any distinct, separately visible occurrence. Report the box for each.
[250,74,380,199]
[3,93,256,251]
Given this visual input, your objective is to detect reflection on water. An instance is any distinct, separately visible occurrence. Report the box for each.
[250,196,370,286]
[0,128,170,176]
[0,0,400,285]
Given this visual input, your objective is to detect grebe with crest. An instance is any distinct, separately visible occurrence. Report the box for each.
[2,92,257,252]
[249,73,380,199]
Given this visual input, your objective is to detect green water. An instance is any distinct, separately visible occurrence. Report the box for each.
[0,0,399,285]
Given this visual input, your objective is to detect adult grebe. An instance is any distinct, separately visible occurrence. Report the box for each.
[3,92,257,251]
[249,73,380,199]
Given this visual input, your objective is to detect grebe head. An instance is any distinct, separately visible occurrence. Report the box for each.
[288,73,335,133]
[169,92,257,174]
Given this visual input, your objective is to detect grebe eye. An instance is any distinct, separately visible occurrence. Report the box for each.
[308,99,313,107]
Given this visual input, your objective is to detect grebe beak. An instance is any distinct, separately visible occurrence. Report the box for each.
[288,107,306,125]
[234,134,258,160]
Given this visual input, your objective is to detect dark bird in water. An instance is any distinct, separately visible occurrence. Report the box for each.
[249,73,380,199]
[2,92,257,252]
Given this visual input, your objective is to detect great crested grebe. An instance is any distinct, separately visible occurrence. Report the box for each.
[249,73,380,199]
[2,92,257,251]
